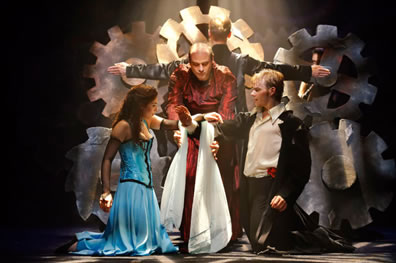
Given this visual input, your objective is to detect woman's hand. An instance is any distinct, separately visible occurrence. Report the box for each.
[99,192,113,212]
[173,130,182,148]
[210,140,220,160]
[204,112,223,124]
[175,105,192,127]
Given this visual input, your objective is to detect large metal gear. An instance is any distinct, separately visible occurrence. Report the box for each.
[83,22,162,117]
[273,24,377,124]
[156,5,264,63]
[298,119,395,229]
[273,25,395,229]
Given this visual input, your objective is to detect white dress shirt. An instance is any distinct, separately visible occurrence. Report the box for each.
[244,103,285,178]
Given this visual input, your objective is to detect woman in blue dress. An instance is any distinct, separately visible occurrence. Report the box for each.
[60,84,194,256]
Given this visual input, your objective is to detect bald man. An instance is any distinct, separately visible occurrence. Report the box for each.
[164,42,238,249]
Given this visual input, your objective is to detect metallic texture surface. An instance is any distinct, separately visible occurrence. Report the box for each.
[83,22,161,117]
[298,120,395,229]
[274,25,395,229]
[274,24,377,124]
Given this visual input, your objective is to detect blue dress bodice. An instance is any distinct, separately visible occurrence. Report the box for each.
[118,122,153,187]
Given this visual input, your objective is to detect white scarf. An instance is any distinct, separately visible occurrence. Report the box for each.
[160,121,232,254]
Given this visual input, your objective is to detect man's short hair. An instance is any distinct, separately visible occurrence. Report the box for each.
[252,69,284,102]
[209,15,231,41]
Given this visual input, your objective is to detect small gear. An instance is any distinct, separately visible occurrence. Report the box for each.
[297,119,395,229]
[83,22,162,117]
[156,5,264,63]
[273,24,377,124]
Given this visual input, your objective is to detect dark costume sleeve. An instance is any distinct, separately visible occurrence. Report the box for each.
[214,112,252,141]
[126,59,188,80]
[243,56,312,82]
[101,136,121,193]
[277,122,311,205]
[160,119,180,130]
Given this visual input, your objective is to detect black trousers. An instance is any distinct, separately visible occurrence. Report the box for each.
[242,176,298,252]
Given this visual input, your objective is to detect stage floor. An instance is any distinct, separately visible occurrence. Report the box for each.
[3,225,396,262]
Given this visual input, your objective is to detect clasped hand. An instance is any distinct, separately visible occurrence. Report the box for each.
[174,106,220,160]
[99,192,113,212]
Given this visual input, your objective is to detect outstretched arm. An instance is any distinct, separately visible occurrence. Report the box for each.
[244,56,330,82]
[107,59,188,80]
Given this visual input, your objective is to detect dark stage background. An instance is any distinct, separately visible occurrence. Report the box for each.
[10,0,396,234]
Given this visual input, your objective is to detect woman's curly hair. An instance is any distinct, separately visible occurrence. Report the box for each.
[112,84,158,145]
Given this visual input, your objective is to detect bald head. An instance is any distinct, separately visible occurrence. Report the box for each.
[189,42,213,81]
[189,42,213,58]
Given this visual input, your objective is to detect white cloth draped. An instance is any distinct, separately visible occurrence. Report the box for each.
[160,121,232,254]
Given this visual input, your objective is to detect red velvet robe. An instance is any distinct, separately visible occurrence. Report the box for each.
[166,62,241,243]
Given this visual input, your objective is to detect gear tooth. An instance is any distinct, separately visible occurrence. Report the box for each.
[208,5,230,18]
[131,21,146,36]
[344,33,365,53]
[156,43,178,63]
[83,65,96,78]
[365,132,389,156]
[273,47,288,64]
[361,83,377,105]
[233,19,254,39]
[107,26,123,40]
[250,43,264,61]
[364,132,396,181]
[87,86,102,102]
[102,102,116,117]
[239,42,262,61]
[152,25,162,40]
[288,28,312,51]
[160,19,183,42]
[180,6,207,24]
[316,24,338,40]
[274,47,298,65]
[89,41,106,56]
[181,20,207,43]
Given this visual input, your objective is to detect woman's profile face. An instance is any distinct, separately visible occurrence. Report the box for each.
[142,96,158,119]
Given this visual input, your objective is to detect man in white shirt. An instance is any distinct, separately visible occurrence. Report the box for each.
[204,68,312,253]
[186,68,355,254]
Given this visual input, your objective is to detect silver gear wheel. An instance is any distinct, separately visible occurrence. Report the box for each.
[298,119,395,229]
[274,24,377,124]
[83,22,162,117]
[273,25,395,229]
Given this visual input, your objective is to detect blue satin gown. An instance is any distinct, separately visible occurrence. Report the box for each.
[71,122,178,256]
